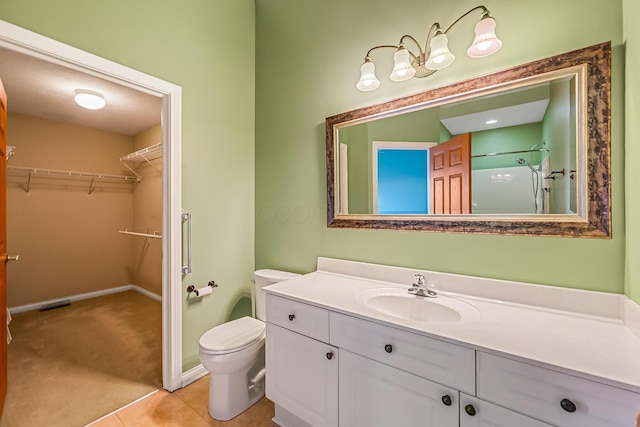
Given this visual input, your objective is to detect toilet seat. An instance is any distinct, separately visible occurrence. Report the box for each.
[199,316,265,355]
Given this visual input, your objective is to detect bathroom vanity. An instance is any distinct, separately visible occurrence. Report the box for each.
[264,258,640,427]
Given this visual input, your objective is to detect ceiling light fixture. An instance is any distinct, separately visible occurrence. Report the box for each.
[485,119,498,125]
[356,5,503,92]
[74,89,106,110]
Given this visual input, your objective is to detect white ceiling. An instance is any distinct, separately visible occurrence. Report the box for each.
[0,46,162,136]
[440,99,550,135]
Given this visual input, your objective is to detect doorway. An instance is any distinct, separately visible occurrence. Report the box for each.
[0,19,183,394]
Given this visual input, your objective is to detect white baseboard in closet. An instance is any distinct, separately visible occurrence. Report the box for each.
[8,284,162,314]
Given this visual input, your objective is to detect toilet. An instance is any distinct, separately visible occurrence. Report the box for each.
[198,269,300,421]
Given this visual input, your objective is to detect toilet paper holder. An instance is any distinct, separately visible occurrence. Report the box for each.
[187,280,219,297]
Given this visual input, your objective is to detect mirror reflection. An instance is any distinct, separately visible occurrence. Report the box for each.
[338,75,577,216]
[326,42,611,237]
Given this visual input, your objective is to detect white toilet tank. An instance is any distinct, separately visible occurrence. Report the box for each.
[254,269,300,321]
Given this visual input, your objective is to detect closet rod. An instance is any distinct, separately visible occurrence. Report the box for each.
[472,147,549,159]
[7,166,140,182]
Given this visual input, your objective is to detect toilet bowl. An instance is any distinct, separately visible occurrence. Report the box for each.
[198,269,300,421]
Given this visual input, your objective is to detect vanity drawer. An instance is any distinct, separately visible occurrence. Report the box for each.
[266,294,329,342]
[329,312,475,394]
[477,352,640,427]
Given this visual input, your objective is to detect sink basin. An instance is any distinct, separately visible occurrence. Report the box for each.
[356,288,480,324]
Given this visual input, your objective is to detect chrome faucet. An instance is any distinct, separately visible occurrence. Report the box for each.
[408,273,437,298]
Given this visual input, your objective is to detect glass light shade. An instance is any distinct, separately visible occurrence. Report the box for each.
[356,61,380,91]
[389,48,416,81]
[74,90,106,110]
[426,33,455,70]
[467,17,502,58]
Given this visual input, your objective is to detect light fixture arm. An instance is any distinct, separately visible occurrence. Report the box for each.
[356,5,501,91]
[442,5,490,35]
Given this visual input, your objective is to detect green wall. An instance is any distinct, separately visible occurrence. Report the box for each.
[255,0,626,293]
[0,0,256,370]
[625,0,640,303]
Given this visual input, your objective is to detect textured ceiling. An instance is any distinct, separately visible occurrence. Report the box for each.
[0,46,162,136]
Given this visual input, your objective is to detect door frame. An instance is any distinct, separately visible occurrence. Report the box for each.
[0,20,183,391]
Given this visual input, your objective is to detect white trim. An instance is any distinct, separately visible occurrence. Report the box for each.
[181,363,208,388]
[8,285,161,314]
[0,20,183,392]
[339,143,349,214]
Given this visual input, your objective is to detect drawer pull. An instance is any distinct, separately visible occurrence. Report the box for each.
[441,395,452,406]
[560,398,577,413]
[326,352,334,360]
[288,314,295,321]
[464,404,477,416]
[384,344,393,353]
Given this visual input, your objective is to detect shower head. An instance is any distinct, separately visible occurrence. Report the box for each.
[516,158,538,172]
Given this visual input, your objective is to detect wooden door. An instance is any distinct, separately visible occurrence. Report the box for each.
[0,75,7,416]
[430,133,472,214]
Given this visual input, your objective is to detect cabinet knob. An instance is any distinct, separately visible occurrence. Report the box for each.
[464,404,477,416]
[384,344,393,353]
[441,395,452,406]
[288,314,295,321]
[560,398,577,413]
[326,352,334,360]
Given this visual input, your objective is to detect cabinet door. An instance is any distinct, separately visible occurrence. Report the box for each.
[340,350,458,427]
[266,323,338,427]
[459,394,553,427]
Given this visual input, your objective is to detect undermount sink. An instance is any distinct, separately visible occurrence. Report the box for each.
[356,288,480,324]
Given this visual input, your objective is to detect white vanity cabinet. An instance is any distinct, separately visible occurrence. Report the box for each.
[266,292,640,427]
[339,350,459,427]
[265,295,338,427]
[459,394,553,427]
[477,352,640,427]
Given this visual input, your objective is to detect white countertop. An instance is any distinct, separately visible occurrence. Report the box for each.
[264,258,640,394]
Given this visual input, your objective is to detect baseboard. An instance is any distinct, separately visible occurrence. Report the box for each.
[181,364,208,388]
[9,284,162,314]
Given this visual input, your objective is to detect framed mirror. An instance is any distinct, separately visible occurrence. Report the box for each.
[326,42,611,237]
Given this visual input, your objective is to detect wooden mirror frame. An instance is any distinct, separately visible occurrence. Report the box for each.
[326,42,611,238]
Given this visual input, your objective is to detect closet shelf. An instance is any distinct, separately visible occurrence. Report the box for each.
[7,166,140,182]
[7,166,140,194]
[119,143,162,179]
[118,228,162,239]
[119,143,162,163]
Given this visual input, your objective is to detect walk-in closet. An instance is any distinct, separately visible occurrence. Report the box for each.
[0,45,164,426]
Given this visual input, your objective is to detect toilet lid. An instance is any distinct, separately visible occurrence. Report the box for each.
[199,316,265,354]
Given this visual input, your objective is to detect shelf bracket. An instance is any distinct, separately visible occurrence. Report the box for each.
[26,171,31,193]
[88,177,95,195]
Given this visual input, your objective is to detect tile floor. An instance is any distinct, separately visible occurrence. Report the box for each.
[88,375,277,427]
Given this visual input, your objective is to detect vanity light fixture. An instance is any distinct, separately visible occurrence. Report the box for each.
[74,89,106,110]
[356,5,502,92]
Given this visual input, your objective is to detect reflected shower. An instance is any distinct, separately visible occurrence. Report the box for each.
[516,158,539,172]
[516,158,540,213]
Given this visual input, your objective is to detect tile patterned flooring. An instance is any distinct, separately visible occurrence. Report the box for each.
[88,375,277,427]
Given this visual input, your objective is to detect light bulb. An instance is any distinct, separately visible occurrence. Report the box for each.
[74,90,106,110]
[426,33,455,70]
[389,48,416,81]
[356,61,380,92]
[467,17,502,58]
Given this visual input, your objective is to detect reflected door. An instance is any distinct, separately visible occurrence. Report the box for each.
[430,133,472,214]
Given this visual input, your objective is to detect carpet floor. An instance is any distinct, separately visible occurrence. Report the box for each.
[0,290,162,427]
